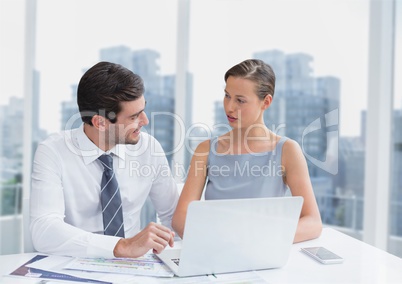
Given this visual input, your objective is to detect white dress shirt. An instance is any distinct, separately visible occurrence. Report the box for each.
[30,125,179,258]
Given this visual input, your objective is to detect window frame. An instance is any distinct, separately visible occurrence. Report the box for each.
[363,0,396,250]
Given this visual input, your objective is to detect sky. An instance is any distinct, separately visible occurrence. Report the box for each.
[1,0,401,137]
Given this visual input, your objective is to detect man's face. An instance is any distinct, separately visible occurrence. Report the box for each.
[105,96,149,146]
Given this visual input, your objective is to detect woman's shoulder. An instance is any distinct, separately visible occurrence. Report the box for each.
[282,137,301,151]
[282,137,304,163]
[194,139,211,156]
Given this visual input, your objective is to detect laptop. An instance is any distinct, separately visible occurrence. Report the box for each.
[157,196,303,277]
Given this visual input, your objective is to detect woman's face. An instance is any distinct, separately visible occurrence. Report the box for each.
[223,76,266,130]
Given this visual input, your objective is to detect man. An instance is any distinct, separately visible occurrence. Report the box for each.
[30,61,179,258]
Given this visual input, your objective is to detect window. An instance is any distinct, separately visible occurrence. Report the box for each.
[188,0,369,239]
[1,0,400,258]
[1,0,180,254]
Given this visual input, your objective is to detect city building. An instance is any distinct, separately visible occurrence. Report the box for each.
[337,137,365,230]
[61,85,80,130]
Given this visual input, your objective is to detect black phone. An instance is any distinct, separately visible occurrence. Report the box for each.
[300,246,344,264]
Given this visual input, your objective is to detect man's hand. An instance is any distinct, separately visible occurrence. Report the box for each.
[113,222,175,258]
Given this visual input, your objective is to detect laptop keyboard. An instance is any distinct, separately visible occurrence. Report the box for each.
[171,258,180,266]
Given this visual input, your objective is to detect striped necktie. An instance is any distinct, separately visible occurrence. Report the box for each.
[98,154,125,238]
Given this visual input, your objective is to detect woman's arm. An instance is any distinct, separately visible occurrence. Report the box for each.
[282,139,323,242]
[172,140,210,238]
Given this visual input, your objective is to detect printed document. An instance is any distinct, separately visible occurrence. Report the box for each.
[63,252,174,277]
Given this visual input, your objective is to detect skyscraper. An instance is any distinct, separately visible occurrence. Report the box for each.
[61,85,80,130]
[390,110,402,236]
[0,97,24,162]
[337,137,365,230]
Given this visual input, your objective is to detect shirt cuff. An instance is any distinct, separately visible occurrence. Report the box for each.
[86,234,121,258]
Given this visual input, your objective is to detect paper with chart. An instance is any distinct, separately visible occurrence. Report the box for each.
[63,252,174,277]
[24,255,138,283]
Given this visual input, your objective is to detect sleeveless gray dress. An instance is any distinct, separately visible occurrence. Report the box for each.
[205,136,289,200]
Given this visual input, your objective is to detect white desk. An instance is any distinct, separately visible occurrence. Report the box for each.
[0,228,401,283]
[256,228,402,283]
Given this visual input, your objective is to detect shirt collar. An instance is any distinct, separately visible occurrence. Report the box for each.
[74,124,126,165]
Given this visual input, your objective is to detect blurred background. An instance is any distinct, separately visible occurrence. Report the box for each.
[1,0,401,257]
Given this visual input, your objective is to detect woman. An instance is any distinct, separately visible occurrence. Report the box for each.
[172,59,322,242]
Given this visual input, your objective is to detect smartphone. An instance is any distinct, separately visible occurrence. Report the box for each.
[300,246,344,264]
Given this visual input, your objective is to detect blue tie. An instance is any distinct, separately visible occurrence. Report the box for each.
[98,154,125,238]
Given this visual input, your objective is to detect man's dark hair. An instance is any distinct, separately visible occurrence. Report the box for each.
[77,61,144,125]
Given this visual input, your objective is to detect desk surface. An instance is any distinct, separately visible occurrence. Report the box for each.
[0,228,401,283]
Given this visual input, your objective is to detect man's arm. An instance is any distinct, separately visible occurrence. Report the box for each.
[32,132,179,258]
[146,138,179,230]
[30,142,120,258]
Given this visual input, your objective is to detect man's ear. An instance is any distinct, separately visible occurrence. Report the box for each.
[262,94,273,110]
[91,115,107,131]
